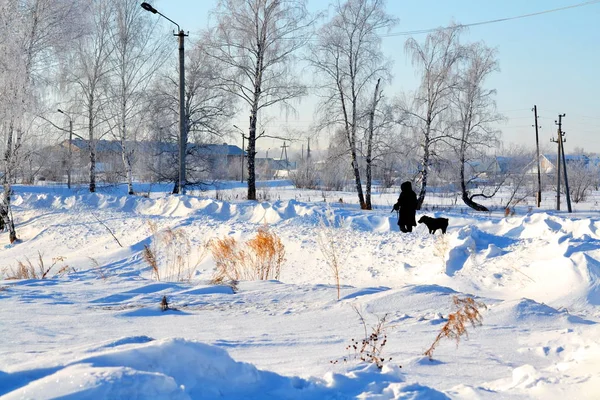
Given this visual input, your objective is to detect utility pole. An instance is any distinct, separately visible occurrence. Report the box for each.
[177,28,188,194]
[141,2,187,194]
[557,115,572,212]
[532,105,542,207]
[58,109,73,189]
[307,138,311,161]
[280,141,289,171]
[551,114,566,211]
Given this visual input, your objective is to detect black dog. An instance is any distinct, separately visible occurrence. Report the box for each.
[418,216,449,234]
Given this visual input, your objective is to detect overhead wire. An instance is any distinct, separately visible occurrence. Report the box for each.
[380,0,600,37]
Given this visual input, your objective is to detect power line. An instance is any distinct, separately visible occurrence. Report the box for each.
[381,0,600,38]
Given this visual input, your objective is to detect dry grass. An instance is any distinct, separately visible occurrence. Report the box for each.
[317,209,350,300]
[142,244,160,280]
[331,305,392,369]
[433,234,450,265]
[210,226,285,288]
[2,252,69,280]
[89,257,108,280]
[424,296,487,359]
[142,221,209,282]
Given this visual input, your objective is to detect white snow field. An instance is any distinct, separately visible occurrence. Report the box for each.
[1,182,600,399]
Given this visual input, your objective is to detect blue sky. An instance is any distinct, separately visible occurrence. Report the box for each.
[151,0,600,154]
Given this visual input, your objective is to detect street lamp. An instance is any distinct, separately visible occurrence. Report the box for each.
[57,109,73,189]
[141,2,188,194]
[233,125,245,183]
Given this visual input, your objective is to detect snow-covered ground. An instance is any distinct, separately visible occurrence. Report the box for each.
[1,181,600,399]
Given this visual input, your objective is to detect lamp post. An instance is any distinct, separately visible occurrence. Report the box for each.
[141,2,187,194]
[57,109,73,189]
[233,125,245,183]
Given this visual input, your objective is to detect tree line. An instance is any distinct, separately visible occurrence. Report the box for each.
[1,0,594,242]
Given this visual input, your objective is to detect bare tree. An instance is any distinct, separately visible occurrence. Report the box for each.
[310,0,397,209]
[451,42,503,212]
[402,26,464,209]
[106,0,169,195]
[320,129,352,191]
[149,40,238,189]
[0,0,80,241]
[205,0,315,200]
[492,146,536,209]
[567,159,597,203]
[65,0,114,193]
[363,79,396,207]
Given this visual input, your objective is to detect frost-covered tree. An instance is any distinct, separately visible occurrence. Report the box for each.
[205,0,315,200]
[64,0,114,193]
[401,26,464,209]
[0,0,81,241]
[310,0,397,209]
[148,40,238,189]
[567,159,597,203]
[106,0,169,195]
[451,41,503,212]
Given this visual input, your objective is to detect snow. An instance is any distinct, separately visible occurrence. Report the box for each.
[1,181,600,399]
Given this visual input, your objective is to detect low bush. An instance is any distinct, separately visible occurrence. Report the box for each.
[331,305,393,369]
[210,226,285,288]
[142,222,209,282]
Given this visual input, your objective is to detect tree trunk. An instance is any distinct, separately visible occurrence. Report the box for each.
[248,110,257,201]
[417,137,430,210]
[121,94,134,195]
[351,149,366,209]
[459,148,489,212]
[247,37,265,202]
[88,97,96,193]
[122,146,134,195]
[365,78,381,210]
[1,184,17,243]
[2,122,17,243]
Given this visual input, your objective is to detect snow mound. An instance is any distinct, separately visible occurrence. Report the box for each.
[0,338,447,399]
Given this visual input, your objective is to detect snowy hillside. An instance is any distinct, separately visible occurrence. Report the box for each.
[1,183,599,399]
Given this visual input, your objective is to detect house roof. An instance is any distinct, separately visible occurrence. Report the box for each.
[65,139,246,156]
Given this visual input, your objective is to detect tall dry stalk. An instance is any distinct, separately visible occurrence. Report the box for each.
[143,221,208,282]
[425,296,486,359]
[89,257,108,280]
[4,252,68,280]
[316,209,350,300]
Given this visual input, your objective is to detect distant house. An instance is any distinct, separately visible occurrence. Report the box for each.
[543,153,600,170]
[524,154,555,175]
[42,139,246,183]
[463,154,556,185]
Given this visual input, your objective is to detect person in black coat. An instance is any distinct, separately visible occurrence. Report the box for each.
[393,181,418,233]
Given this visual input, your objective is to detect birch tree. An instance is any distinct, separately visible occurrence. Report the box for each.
[451,42,503,212]
[107,0,168,195]
[310,0,396,209]
[0,0,80,241]
[205,0,315,200]
[66,0,114,193]
[363,78,395,208]
[402,26,464,209]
